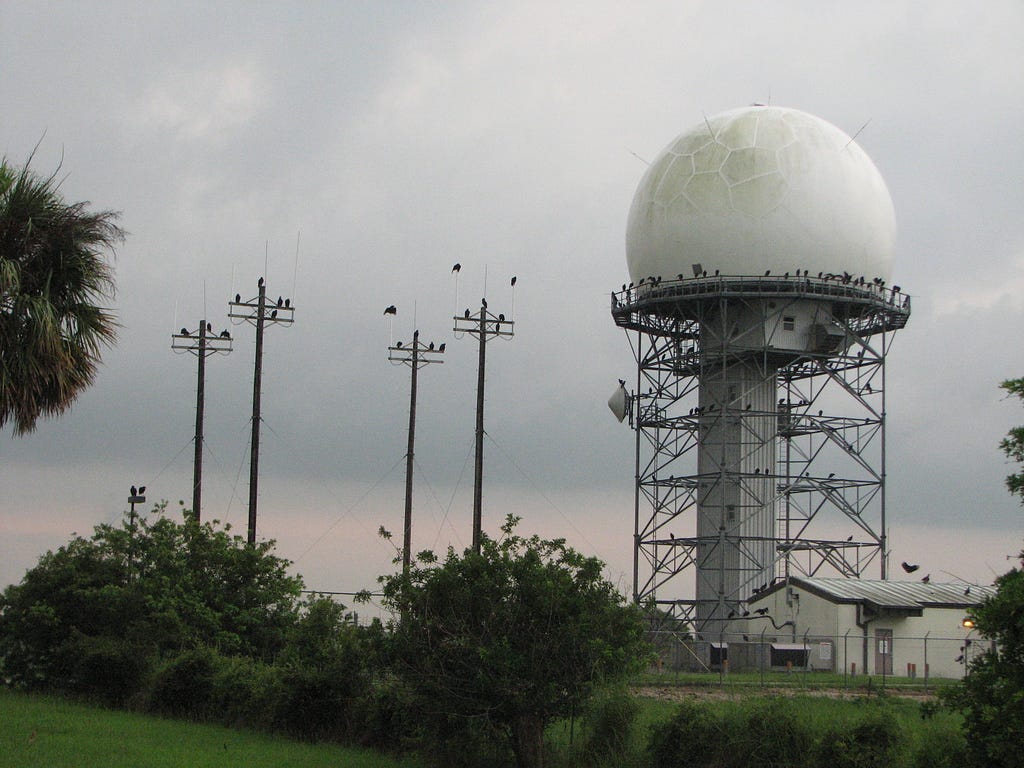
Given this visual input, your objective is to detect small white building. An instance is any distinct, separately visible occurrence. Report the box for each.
[739,577,995,680]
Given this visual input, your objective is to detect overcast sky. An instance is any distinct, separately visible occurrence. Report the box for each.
[3,2,1023,606]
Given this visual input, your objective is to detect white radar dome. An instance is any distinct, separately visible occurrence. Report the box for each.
[626,106,896,283]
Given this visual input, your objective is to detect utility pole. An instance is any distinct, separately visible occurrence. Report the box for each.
[172,320,232,522]
[453,285,515,554]
[388,325,445,573]
[229,278,295,546]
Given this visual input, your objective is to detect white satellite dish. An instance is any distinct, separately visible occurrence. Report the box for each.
[608,380,628,423]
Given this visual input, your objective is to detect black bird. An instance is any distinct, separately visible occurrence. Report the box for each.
[754,607,769,615]
[258,277,264,287]
[743,634,750,642]
[901,561,919,573]
[428,342,435,350]
[964,586,971,596]
[438,343,446,352]
[131,485,137,496]
[764,269,771,276]
[498,313,505,321]
[921,574,930,583]
[464,308,470,318]
[271,309,278,319]
[277,296,283,307]
[396,341,402,348]
[452,263,461,273]
[510,276,517,287]
[481,297,487,309]
[235,293,241,303]
[207,322,212,333]
[220,330,230,338]
[846,535,854,541]
[180,327,189,336]
[727,610,736,619]
[384,305,397,315]
[284,298,291,308]
[138,486,146,494]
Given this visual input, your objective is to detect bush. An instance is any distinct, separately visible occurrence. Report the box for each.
[815,709,903,768]
[53,631,150,706]
[648,700,725,768]
[581,687,640,765]
[147,647,217,718]
[911,724,969,768]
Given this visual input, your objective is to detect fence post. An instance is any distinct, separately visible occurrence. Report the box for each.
[843,629,851,688]
[923,632,930,693]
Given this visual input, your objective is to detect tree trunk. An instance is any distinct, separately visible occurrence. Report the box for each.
[511,712,545,768]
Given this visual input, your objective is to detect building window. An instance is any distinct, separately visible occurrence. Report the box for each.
[783,316,795,331]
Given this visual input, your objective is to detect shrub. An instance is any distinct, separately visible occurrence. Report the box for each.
[815,709,903,768]
[581,687,640,764]
[648,700,723,768]
[147,647,217,718]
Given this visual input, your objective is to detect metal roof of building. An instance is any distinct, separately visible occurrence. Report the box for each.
[784,577,995,610]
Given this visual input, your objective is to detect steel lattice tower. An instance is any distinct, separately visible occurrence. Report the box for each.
[612,274,910,635]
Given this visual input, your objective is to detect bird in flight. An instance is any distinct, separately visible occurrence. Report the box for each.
[384,305,397,315]
[901,561,919,573]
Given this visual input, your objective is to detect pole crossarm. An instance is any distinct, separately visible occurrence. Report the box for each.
[452,308,515,339]
[172,323,233,356]
[228,299,296,326]
[388,336,447,368]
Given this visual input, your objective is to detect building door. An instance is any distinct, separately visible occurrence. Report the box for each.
[875,629,893,675]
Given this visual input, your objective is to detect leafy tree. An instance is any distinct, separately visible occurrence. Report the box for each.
[0,505,303,701]
[380,516,648,768]
[999,378,1024,503]
[940,379,1024,766]
[944,556,1024,768]
[0,154,123,434]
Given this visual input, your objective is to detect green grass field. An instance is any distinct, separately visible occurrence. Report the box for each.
[1,683,965,768]
[0,688,424,768]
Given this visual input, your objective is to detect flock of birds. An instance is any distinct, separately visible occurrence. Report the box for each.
[383,264,517,335]
[618,270,900,294]
[178,321,231,339]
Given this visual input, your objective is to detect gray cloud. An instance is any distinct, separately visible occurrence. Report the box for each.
[3,1,1023,593]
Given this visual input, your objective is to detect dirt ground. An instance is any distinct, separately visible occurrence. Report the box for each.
[634,684,937,702]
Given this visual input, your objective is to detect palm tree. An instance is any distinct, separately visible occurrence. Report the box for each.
[0,155,124,434]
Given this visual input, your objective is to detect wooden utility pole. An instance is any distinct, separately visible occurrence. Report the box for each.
[453,292,514,553]
[229,279,294,545]
[388,326,445,572]
[172,320,232,522]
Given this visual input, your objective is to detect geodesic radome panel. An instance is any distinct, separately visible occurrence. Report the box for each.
[626,106,896,285]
